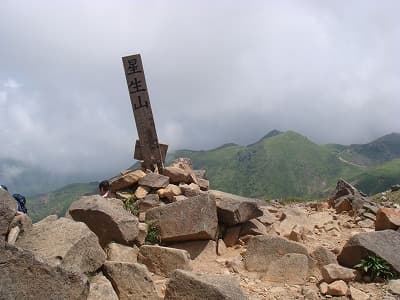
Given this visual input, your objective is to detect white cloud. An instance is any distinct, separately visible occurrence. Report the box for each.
[0,1,400,174]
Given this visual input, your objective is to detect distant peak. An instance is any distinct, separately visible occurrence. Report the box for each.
[247,130,283,147]
[213,143,239,151]
[261,130,283,140]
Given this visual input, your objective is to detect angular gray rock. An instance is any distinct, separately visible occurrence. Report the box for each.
[138,245,192,276]
[310,246,337,270]
[105,242,139,263]
[103,261,160,300]
[165,270,246,300]
[223,225,241,247]
[136,194,163,212]
[243,234,309,272]
[263,253,309,284]
[15,216,106,273]
[88,274,118,300]
[338,230,400,273]
[240,219,268,236]
[169,240,218,260]
[139,173,170,189]
[68,195,139,247]
[209,190,263,226]
[146,194,218,242]
[329,179,375,214]
[0,189,17,239]
[0,241,89,299]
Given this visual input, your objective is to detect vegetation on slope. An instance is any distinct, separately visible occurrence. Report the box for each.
[175,131,363,199]
[352,159,400,195]
[28,182,98,222]
[339,133,400,167]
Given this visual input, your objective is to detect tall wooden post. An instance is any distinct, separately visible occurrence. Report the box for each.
[122,54,167,171]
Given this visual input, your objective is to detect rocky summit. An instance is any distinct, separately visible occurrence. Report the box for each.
[2,159,400,299]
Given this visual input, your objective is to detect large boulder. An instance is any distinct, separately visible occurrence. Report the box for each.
[146,194,218,243]
[243,235,309,272]
[109,169,146,192]
[277,207,310,237]
[263,253,309,284]
[105,242,139,263]
[68,195,139,247]
[103,261,160,300]
[375,207,400,231]
[88,274,118,300]
[165,270,246,300]
[138,245,192,276]
[0,189,17,239]
[329,179,376,214]
[139,173,169,189]
[162,166,191,184]
[136,194,163,212]
[209,190,263,226]
[223,225,241,247]
[338,230,400,273]
[0,241,89,299]
[310,246,337,270]
[15,216,106,273]
[169,240,218,260]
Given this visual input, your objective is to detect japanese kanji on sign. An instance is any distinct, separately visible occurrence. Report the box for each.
[122,54,168,171]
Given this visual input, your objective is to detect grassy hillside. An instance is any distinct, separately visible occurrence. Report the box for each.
[175,131,363,199]
[352,159,400,195]
[28,182,98,222]
[338,133,400,167]
[24,130,400,222]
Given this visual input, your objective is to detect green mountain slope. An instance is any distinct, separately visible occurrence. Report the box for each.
[351,159,400,195]
[339,133,400,167]
[175,131,363,199]
[28,182,98,222]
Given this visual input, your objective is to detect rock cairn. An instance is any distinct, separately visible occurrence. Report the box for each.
[2,165,400,299]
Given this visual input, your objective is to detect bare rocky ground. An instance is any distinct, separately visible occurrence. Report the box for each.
[172,202,389,300]
[2,159,400,300]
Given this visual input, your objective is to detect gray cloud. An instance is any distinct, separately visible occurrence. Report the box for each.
[0,0,400,175]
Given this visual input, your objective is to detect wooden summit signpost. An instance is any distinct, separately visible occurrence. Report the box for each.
[122,54,168,171]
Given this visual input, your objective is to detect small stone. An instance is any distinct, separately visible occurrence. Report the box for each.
[197,178,210,191]
[157,184,182,202]
[136,223,148,246]
[327,280,349,296]
[321,263,356,283]
[7,226,20,245]
[302,287,319,300]
[139,212,146,222]
[135,186,150,199]
[320,282,328,294]
[180,183,202,197]
[349,286,370,300]
[388,279,400,295]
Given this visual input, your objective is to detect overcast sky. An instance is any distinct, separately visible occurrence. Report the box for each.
[1,1,400,175]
